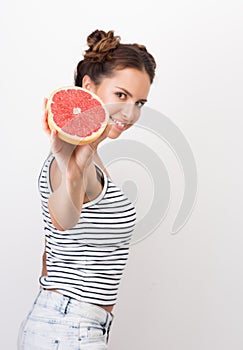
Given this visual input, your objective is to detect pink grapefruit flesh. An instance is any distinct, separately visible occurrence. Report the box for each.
[46,86,109,145]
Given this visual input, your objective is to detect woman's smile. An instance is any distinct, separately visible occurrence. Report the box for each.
[109,115,127,130]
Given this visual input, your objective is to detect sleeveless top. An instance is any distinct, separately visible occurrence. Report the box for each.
[38,154,136,305]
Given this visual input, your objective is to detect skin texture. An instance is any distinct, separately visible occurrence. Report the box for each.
[42,67,151,313]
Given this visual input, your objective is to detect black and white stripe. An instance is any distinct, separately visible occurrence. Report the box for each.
[38,154,136,305]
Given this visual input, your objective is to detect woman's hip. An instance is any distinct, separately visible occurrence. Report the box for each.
[17,289,113,350]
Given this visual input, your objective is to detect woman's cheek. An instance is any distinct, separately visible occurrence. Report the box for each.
[104,102,123,116]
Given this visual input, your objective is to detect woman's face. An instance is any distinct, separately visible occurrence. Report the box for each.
[83,68,151,139]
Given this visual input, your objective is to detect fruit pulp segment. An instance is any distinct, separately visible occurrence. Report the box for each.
[50,89,106,137]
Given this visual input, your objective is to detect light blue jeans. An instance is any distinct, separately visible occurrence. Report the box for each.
[17,289,114,350]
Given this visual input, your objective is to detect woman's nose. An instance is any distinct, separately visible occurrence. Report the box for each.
[122,103,138,123]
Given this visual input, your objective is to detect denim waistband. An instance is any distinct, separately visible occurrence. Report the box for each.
[36,289,114,327]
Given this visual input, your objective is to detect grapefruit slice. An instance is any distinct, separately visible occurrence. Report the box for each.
[46,86,109,145]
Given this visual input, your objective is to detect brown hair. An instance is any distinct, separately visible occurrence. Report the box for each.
[74,30,156,87]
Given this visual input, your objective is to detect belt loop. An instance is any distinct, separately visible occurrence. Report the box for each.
[60,296,71,314]
[106,320,112,343]
[105,312,113,343]
[33,289,42,305]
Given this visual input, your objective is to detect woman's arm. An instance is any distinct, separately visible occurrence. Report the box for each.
[42,100,111,231]
[48,157,86,231]
[48,151,100,231]
[47,131,100,231]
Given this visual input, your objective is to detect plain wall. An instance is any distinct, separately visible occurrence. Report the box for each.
[1,0,242,349]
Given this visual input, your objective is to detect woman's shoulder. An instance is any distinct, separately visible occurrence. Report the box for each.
[93,151,111,178]
[38,153,55,180]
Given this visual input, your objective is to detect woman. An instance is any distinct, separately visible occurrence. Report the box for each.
[18,29,156,349]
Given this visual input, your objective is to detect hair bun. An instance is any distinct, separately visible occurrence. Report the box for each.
[84,30,120,62]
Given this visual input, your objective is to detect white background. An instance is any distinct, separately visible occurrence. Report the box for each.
[1,0,243,349]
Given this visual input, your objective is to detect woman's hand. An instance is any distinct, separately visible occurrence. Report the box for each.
[42,98,51,137]
[42,98,111,176]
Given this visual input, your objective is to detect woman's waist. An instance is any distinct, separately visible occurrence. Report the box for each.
[37,288,114,321]
[46,288,114,314]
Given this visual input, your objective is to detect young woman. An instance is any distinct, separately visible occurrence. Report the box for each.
[18,29,156,350]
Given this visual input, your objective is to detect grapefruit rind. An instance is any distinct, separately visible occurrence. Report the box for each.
[46,86,109,145]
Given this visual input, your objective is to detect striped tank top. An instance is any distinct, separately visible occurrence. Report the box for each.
[38,154,136,306]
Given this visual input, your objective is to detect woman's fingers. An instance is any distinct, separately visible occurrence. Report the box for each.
[50,130,61,153]
[42,98,51,136]
[43,98,48,109]
[101,123,112,139]
[50,130,70,155]
[50,131,76,158]
[89,123,112,151]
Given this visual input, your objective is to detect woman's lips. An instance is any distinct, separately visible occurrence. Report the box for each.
[109,116,127,130]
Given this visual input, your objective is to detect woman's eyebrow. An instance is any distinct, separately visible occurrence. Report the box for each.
[115,86,133,97]
[115,86,147,102]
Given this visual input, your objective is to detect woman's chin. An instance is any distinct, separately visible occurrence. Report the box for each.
[107,128,123,139]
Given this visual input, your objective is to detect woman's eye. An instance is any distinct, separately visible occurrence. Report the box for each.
[135,101,145,108]
[116,92,127,100]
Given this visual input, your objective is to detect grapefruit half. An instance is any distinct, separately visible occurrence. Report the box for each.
[46,86,109,145]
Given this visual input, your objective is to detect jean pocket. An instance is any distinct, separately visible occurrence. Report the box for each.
[19,319,60,350]
[79,323,106,345]
[22,332,60,350]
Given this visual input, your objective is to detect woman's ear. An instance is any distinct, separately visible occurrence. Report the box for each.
[82,75,95,91]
